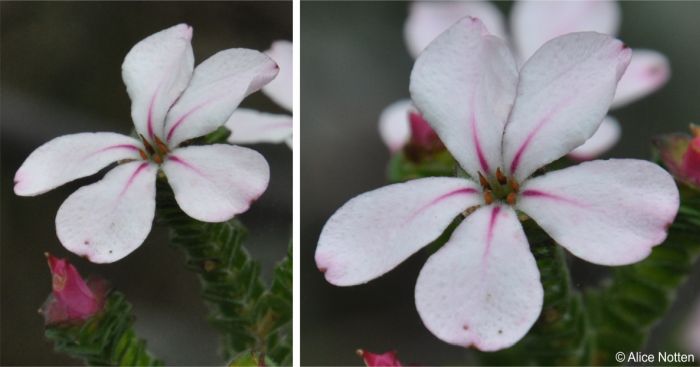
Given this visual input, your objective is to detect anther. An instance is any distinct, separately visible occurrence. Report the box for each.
[478,172,491,190]
[138,149,148,160]
[153,154,163,164]
[496,168,507,185]
[140,135,155,154]
[153,136,170,154]
[509,179,520,193]
[506,192,517,206]
[484,190,494,205]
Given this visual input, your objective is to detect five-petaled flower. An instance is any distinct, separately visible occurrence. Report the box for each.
[41,253,109,325]
[226,40,293,148]
[316,18,679,351]
[380,0,670,160]
[14,24,278,263]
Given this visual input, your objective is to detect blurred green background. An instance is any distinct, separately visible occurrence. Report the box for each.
[301,1,699,365]
[1,2,291,365]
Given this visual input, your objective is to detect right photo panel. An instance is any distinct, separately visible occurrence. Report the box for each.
[302,1,700,366]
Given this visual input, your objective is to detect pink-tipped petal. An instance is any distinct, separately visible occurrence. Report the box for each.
[503,32,631,181]
[163,144,270,222]
[410,17,518,179]
[404,1,507,58]
[263,40,293,111]
[164,49,279,146]
[14,132,142,196]
[511,0,621,61]
[56,161,157,263]
[415,205,543,351]
[568,116,621,161]
[378,100,413,152]
[226,108,292,146]
[316,177,482,286]
[122,24,194,140]
[612,49,670,108]
[518,159,679,266]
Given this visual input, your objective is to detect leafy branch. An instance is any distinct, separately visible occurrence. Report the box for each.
[44,291,163,366]
[156,179,292,365]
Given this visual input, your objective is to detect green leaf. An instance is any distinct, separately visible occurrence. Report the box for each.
[156,179,292,364]
[45,292,163,366]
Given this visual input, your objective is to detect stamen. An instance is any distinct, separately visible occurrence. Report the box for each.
[484,190,494,205]
[153,136,170,154]
[478,172,491,190]
[138,149,148,160]
[496,168,507,185]
[509,179,520,193]
[506,192,517,206]
[153,154,163,164]
[140,134,155,155]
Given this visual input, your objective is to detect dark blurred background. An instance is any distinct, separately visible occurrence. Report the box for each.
[301,1,700,365]
[1,2,291,365]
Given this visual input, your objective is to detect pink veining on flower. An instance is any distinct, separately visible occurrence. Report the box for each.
[41,253,109,325]
[357,349,403,367]
[316,18,679,351]
[14,24,276,263]
[379,0,670,159]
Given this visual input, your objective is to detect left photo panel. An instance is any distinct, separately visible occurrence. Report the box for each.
[1,2,292,365]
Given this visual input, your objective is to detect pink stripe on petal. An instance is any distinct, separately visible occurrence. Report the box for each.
[167,155,205,176]
[119,162,150,197]
[147,86,160,139]
[521,189,586,207]
[509,97,573,175]
[408,187,478,222]
[471,110,490,174]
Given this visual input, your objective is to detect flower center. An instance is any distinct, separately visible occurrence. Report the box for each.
[138,135,170,164]
[478,168,520,206]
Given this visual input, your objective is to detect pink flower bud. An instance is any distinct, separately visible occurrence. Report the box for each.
[41,253,109,325]
[356,349,403,367]
[654,126,700,189]
[404,112,445,161]
[681,135,700,182]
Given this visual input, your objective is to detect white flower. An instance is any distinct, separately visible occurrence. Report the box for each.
[225,40,293,148]
[316,18,679,351]
[14,24,278,263]
[380,0,670,160]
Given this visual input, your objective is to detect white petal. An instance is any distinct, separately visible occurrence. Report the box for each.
[511,0,621,61]
[415,205,543,351]
[56,161,157,263]
[404,1,507,58]
[315,177,482,286]
[611,49,670,108]
[14,132,143,196]
[410,17,518,179]
[163,49,279,147]
[518,159,679,266]
[225,108,292,145]
[378,99,413,152]
[162,144,269,222]
[503,32,631,182]
[122,24,194,140]
[568,116,621,160]
[263,40,293,111]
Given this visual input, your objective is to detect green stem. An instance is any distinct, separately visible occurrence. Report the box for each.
[156,179,291,365]
[44,292,163,366]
